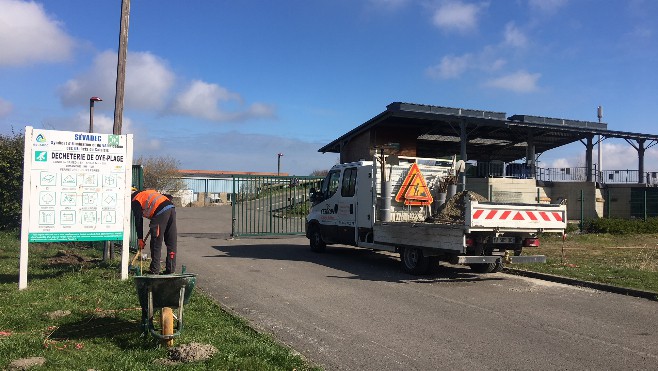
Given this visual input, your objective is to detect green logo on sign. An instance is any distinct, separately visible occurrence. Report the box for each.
[35,151,47,162]
[108,135,120,147]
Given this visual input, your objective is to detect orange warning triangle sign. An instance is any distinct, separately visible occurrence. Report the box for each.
[395,163,433,206]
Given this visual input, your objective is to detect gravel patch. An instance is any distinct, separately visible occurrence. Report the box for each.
[7,357,46,370]
[45,310,71,320]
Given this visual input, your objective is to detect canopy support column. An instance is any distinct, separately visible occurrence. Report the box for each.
[625,138,647,184]
[526,129,536,179]
[585,136,593,182]
[459,121,467,192]
[638,140,646,184]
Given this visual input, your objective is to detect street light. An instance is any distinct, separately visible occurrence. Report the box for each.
[89,96,102,133]
[277,153,284,176]
[88,96,103,255]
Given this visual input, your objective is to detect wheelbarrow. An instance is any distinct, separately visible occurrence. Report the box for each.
[134,273,197,346]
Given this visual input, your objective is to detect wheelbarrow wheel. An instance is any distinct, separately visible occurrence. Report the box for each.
[161,307,174,347]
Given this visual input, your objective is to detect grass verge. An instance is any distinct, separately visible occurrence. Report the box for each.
[522,232,658,293]
[0,230,318,371]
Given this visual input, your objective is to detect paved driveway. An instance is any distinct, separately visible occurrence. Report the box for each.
[176,206,658,370]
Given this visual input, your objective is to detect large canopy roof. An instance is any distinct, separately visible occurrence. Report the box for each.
[319,102,658,162]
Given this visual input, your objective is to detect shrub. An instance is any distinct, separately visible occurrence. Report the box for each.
[0,132,24,230]
[582,217,658,235]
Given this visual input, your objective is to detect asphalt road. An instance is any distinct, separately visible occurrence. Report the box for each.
[176,206,658,371]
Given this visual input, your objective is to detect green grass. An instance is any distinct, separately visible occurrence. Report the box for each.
[522,233,658,293]
[0,230,318,370]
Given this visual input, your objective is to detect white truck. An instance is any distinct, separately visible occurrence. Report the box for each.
[305,155,567,274]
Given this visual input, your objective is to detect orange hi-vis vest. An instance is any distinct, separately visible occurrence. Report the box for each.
[133,190,168,218]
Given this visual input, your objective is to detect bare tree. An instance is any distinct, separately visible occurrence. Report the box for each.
[135,155,186,193]
[310,169,329,177]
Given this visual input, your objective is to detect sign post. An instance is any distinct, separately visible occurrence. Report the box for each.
[19,127,133,289]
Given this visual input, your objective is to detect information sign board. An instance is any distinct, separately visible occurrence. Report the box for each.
[26,128,131,242]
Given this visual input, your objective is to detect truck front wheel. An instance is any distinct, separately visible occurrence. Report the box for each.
[400,247,430,275]
[309,226,326,253]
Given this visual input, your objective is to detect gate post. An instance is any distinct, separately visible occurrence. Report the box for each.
[231,176,236,238]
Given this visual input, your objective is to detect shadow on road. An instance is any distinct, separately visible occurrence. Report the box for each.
[206,242,504,284]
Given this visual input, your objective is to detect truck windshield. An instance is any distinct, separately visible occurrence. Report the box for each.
[322,170,341,198]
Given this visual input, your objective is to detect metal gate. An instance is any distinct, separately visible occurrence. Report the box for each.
[231,175,323,237]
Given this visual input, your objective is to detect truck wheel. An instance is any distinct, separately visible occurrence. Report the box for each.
[468,263,496,273]
[493,261,504,272]
[309,226,326,253]
[400,247,430,275]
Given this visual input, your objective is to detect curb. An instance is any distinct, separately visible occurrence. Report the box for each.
[503,268,658,302]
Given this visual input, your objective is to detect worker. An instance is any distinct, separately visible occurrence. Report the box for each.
[131,188,177,275]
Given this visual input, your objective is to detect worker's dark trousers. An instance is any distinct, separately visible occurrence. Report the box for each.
[148,208,177,274]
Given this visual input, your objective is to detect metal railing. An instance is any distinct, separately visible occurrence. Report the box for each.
[468,162,658,185]
[536,167,593,182]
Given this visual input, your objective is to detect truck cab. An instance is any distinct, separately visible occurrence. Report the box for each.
[307,161,374,249]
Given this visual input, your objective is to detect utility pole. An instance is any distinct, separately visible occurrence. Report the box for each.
[105,0,130,262]
[113,0,130,136]
[277,153,284,176]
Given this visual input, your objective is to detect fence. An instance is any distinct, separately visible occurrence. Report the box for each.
[605,187,658,219]
[231,175,323,237]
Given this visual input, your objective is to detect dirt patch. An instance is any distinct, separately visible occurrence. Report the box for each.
[155,342,218,365]
[45,250,99,267]
[430,190,488,223]
[7,356,46,370]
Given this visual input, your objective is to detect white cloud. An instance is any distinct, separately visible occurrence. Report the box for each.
[432,1,485,33]
[484,70,541,92]
[58,50,274,123]
[528,0,568,14]
[59,50,175,111]
[487,58,507,71]
[541,142,658,173]
[598,142,656,171]
[426,54,472,79]
[125,53,176,110]
[0,0,75,66]
[548,158,573,168]
[0,98,13,117]
[503,22,528,48]
[426,51,506,80]
[171,80,275,122]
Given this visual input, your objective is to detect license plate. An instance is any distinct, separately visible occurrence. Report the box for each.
[493,237,515,244]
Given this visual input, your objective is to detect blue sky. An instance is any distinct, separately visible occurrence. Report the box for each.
[1,0,658,175]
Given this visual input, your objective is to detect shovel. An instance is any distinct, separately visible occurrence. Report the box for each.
[129,230,151,274]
